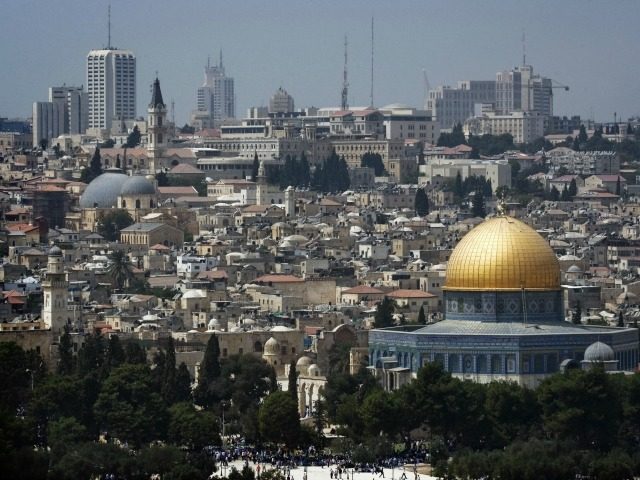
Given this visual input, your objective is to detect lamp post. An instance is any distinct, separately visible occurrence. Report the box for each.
[221,401,227,448]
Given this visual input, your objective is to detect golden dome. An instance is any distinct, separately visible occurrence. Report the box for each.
[444,216,560,291]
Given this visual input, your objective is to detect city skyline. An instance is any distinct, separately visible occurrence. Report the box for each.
[2,0,639,126]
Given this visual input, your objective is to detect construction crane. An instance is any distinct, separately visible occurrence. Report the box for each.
[523,79,569,112]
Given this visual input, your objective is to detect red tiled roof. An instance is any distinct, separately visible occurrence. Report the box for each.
[387,289,436,298]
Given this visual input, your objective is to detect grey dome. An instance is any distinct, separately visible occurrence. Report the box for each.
[120,176,156,196]
[79,172,128,208]
[584,341,615,362]
[49,245,62,256]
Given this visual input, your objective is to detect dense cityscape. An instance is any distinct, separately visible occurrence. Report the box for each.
[2,2,640,479]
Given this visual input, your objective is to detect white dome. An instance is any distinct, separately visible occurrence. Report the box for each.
[263,337,280,355]
[183,289,207,299]
[308,364,321,376]
[584,342,615,362]
[271,325,292,332]
[207,318,220,330]
[296,356,313,367]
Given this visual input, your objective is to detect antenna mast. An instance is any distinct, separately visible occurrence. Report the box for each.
[522,30,526,66]
[370,16,374,108]
[341,35,349,110]
[107,4,111,49]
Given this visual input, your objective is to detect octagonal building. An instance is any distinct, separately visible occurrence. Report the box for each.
[369,215,638,389]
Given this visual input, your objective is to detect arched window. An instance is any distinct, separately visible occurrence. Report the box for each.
[135,199,141,209]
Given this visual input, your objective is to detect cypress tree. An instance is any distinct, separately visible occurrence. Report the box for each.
[618,311,625,328]
[471,191,486,218]
[417,305,426,324]
[415,188,430,216]
[57,327,75,375]
[288,360,298,404]
[162,336,177,404]
[175,362,192,403]
[200,334,221,385]
[374,297,395,328]
[572,301,582,325]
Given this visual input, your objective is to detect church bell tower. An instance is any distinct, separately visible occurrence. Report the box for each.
[147,77,168,172]
[42,246,69,335]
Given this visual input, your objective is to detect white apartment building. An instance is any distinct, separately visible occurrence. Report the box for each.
[464,111,545,144]
[86,49,136,131]
[32,101,63,147]
[419,159,511,193]
[379,104,439,144]
[546,147,619,175]
[177,254,219,279]
[427,80,496,130]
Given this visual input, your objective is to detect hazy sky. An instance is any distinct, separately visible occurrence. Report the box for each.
[1,0,639,125]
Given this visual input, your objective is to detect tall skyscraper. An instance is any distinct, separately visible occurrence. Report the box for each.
[86,49,136,131]
[191,52,235,129]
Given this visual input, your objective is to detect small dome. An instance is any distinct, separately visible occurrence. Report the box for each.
[120,175,156,196]
[263,337,280,355]
[308,364,321,376]
[296,356,313,367]
[207,318,220,330]
[270,325,292,332]
[49,245,63,256]
[567,265,583,273]
[79,172,129,208]
[183,289,207,299]
[584,341,615,362]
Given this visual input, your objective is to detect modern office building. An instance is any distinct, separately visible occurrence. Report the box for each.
[427,80,496,130]
[48,86,88,134]
[86,49,136,131]
[495,65,552,116]
[269,87,295,114]
[191,54,235,130]
[32,101,63,147]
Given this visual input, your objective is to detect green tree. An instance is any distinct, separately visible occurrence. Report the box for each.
[560,184,570,201]
[168,402,220,450]
[175,362,192,403]
[161,336,178,404]
[616,176,622,196]
[548,185,560,201]
[93,364,168,447]
[572,301,582,325]
[288,360,298,403]
[374,297,395,328]
[417,305,426,324]
[251,151,259,181]
[125,125,141,148]
[414,188,429,216]
[80,145,103,184]
[96,209,133,241]
[194,334,221,408]
[156,170,169,186]
[258,390,300,447]
[361,152,386,176]
[537,367,622,450]
[578,124,588,144]
[471,191,486,218]
[57,327,75,375]
[454,171,464,198]
[568,178,578,197]
[106,250,135,291]
[618,311,625,327]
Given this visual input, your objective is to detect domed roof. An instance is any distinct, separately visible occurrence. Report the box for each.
[79,172,129,208]
[444,216,561,291]
[120,175,156,196]
[183,289,207,299]
[49,245,63,256]
[263,337,280,355]
[296,356,313,367]
[567,265,583,273]
[308,364,321,376]
[584,341,615,362]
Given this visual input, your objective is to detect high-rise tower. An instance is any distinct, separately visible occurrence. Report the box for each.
[86,8,136,132]
[191,52,235,129]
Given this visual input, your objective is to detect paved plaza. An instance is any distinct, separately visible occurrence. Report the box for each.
[226,460,438,480]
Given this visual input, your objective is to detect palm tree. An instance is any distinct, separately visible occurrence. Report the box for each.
[107,250,134,291]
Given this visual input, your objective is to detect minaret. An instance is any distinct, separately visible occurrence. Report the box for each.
[285,186,295,217]
[147,77,168,172]
[256,159,268,205]
[42,246,68,335]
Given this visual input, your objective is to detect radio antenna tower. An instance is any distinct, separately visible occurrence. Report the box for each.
[107,4,112,49]
[522,30,526,66]
[341,36,349,110]
[370,16,375,108]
